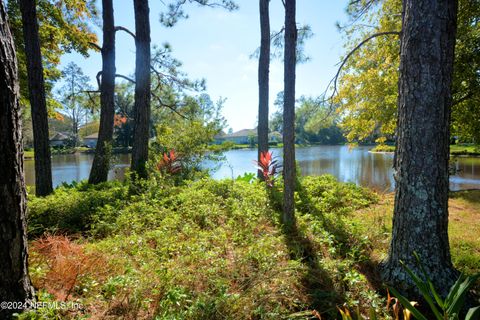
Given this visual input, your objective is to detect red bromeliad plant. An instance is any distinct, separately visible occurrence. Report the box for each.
[156,149,182,175]
[253,151,281,187]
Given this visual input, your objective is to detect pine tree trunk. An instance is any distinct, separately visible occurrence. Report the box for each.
[381,0,459,298]
[131,0,151,179]
[282,0,296,225]
[257,0,270,180]
[89,0,116,184]
[0,2,35,317]
[19,0,52,196]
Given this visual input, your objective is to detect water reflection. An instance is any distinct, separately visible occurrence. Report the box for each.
[207,146,395,191]
[24,153,130,188]
[24,146,480,192]
[209,146,480,192]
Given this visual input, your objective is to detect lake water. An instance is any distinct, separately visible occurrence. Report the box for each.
[24,146,480,192]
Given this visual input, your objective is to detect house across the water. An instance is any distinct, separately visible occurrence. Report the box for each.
[83,133,99,148]
[215,129,257,145]
[214,129,283,145]
[49,132,70,147]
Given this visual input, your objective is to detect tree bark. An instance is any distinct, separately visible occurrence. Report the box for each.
[257,0,270,180]
[88,0,116,184]
[282,0,296,225]
[381,0,459,298]
[19,0,53,196]
[131,0,151,179]
[0,2,35,317]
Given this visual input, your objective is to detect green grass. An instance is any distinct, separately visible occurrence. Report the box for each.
[371,143,480,155]
[450,144,480,156]
[351,190,480,275]
[24,150,35,159]
[24,147,94,159]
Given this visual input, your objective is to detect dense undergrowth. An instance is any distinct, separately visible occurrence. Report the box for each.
[20,175,388,319]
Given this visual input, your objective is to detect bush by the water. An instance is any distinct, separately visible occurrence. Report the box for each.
[22,175,390,319]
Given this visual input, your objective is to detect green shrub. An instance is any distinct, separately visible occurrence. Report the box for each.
[297,175,378,216]
[28,180,129,236]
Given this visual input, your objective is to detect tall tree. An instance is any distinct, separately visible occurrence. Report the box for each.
[282,0,297,225]
[58,62,91,146]
[6,0,97,102]
[131,0,151,179]
[6,0,98,146]
[381,0,459,296]
[257,0,270,179]
[89,0,116,184]
[128,0,237,179]
[18,0,53,196]
[0,1,35,316]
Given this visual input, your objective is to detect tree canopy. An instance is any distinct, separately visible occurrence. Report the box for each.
[335,0,480,144]
[6,0,97,107]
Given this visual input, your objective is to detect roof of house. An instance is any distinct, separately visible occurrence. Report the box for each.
[50,132,69,141]
[269,131,282,138]
[225,129,257,138]
[214,131,227,139]
[84,133,99,139]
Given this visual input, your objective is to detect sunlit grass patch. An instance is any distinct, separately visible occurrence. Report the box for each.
[351,190,480,275]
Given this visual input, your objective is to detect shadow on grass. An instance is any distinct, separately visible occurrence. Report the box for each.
[268,180,343,316]
[450,190,480,205]
[272,179,390,316]
[280,221,340,316]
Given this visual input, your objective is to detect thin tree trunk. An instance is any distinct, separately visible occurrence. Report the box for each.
[257,0,270,179]
[381,0,459,298]
[19,0,53,196]
[70,75,77,146]
[89,0,116,184]
[0,2,35,317]
[282,0,296,225]
[131,0,151,179]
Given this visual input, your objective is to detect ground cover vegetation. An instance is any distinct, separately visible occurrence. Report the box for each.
[19,165,480,319]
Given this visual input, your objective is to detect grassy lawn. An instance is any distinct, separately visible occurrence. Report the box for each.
[371,144,480,155]
[450,144,480,156]
[351,190,480,275]
[24,150,35,159]
[23,147,94,159]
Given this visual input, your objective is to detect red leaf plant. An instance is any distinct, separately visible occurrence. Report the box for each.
[253,151,281,187]
[156,149,182,174]
[113,114,127,127]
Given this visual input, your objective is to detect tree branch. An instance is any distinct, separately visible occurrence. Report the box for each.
[453,91,473,106]
[151,92,189,120]
[96,71,136,87]
[322,31,400,103]
[319,31,401,121]
[115,26,136,39]
[81,90,100,107]
[96,71,102,89]
[89,41,102,51]
[115,74,136,83]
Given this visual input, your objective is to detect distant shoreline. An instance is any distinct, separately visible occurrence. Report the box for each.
[24,147,132,160]
[369,144,480,157]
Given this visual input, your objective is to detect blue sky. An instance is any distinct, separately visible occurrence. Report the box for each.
[61,0,350,131]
